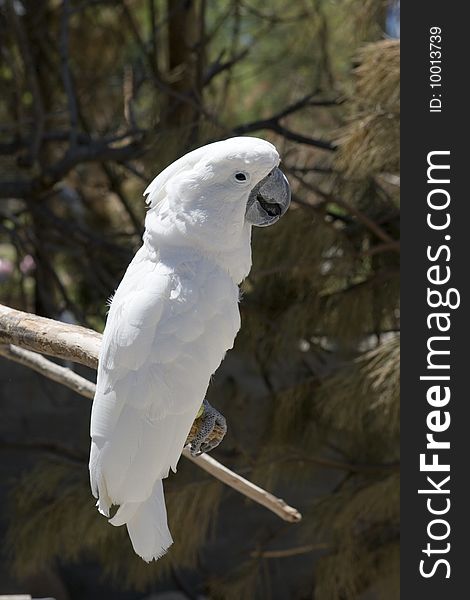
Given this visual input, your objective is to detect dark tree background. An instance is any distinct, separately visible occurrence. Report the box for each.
[0,1,400,599]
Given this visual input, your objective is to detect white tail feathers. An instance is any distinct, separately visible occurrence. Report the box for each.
[90,440,173,561]
[109,479,173,562]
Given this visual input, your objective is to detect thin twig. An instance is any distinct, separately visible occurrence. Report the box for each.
[0,344,95,398]
[283,454,400,474]
[0,137,146,200]
[288,169,400,249]
[250,543,328,559]
[233,120,336,151]
[203,46,250,86]
[59,0,79,148]
[5,0,45,165]
[232,92,338,151]
[0,438,87,465]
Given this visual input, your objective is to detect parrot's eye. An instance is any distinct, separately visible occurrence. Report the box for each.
[234,171,249,183]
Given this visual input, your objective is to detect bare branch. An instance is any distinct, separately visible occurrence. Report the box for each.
[5,0,45,164]
[0,138,145,200]
[282,453,400,474]
[59,0,79,148]
[250,543,328,559]
[0,344,95,399]
[234,121,336,150]
[0,304,101,368]
[100,162,143,236]
[0,437,87,466]
[232,94,337,151]
[203,46,250,86]
[288,170,400,249]
[182,449,301,523]
[148,0,158,67]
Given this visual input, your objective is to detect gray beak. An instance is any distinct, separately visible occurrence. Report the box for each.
[245,167,291,227]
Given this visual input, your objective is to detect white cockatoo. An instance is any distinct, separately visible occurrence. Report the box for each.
[89,136,291,561]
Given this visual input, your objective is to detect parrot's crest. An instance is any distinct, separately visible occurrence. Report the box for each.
[143,137,279,209]
[141,137,283,282]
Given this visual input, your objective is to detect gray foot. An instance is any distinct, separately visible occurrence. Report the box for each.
[190,399,227,456]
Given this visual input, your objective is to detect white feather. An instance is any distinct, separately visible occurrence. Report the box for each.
[89,137,279,561]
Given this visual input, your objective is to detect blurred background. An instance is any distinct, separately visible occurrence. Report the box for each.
[0,1,400,599]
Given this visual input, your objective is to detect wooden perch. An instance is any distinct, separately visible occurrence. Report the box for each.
[0,304,302,523]
[0,304,100,369]
[183,449,301,523]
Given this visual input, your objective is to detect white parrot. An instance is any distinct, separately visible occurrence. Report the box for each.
[89,136,291,561]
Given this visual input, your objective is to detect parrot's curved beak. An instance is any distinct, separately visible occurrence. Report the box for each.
[245,167,291,227]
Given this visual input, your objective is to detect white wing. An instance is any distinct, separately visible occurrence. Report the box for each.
[89,245,240,515]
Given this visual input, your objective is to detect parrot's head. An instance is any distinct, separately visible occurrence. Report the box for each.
[144,137,291,227]
[187,136,291,229]
[143,137,290,259]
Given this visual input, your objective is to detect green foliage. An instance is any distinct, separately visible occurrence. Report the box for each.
[336,40,400,177]
[313,474,399,600]
[317,335,400,440]
[1,1,399,598]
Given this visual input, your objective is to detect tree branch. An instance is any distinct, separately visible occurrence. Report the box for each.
[182,449,301,523]
[0,304,101,368]
[5,0,45,164]
[0,304,302,524]
[250,543,328,559]
[203,46,250,86]
[233,120,336,151]
[288,170,400,250]
[0,136,145,200]
[232,93,338,151]
[59,0,79,148]
[0,343,96,398]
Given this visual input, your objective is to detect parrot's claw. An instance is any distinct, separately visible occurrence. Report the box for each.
[189,399,227,456]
